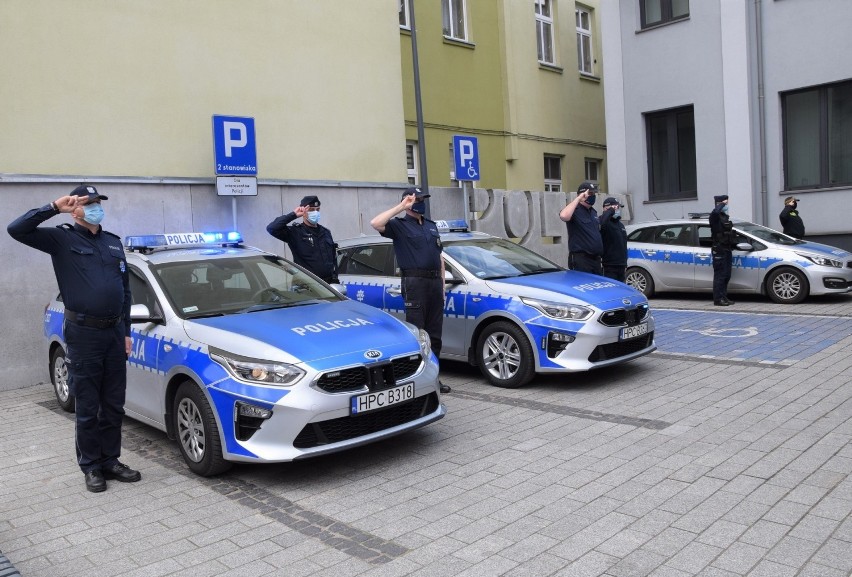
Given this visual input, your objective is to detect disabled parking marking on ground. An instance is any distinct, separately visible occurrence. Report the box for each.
[652,308,852,364]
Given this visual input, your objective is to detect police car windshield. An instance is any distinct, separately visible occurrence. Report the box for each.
[735,222,802,246]
[444,238,563,280]
[153,255,341,319]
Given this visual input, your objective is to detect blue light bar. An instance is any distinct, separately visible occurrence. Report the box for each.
[125,231,243,250]
[435,219,469,232]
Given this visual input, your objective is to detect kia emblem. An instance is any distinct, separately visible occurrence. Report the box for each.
[622,298,631,305]
[364,350,382,360]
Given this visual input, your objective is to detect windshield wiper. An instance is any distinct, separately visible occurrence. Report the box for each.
[238,300,322,314]
[517,267,561,276]
[185,312,225,319]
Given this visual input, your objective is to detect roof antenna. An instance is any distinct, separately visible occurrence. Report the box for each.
[652,212,660,221]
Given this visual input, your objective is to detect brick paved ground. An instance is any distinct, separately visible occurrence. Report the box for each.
[1,293,851,576]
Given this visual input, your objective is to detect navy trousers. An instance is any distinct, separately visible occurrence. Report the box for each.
[712,247,732,302]
[569,252,603,275]
[64,322,127,473]
[602,265,626,283]
[401,276,444,358]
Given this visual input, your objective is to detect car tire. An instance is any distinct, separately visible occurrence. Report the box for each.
[626,267,655,297]
[766,267,809,304]
[174,381,231,477]
[49,346,75,413]
[475,321,535,389]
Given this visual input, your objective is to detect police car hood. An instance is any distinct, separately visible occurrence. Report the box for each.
[784,240,851,260]
[183,299,417,365]
[485,271,646,308]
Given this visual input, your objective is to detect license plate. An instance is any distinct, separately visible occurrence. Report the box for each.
[620,322,648,340]
[351,383,415,415]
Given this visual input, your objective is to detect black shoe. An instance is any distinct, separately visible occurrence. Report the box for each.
[102,462,141,483]
[722,298,735,305]
[439,382,452,394]
[85,470,106,493]
[714,300,729,306]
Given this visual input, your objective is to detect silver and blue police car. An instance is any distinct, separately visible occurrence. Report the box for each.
[45,231,445,476]
[337,221,656,389]
[625,216,852,304]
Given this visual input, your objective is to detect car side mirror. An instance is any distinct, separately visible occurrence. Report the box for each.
[330,282,348,297]
[130,303,164,324]
[735,242,753,252]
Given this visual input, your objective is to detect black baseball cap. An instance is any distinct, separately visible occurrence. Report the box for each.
[402,186,430,199]
[577,181,599,194]
[602,197,623,208]
[300,195,320,207]
[70,185,108,202]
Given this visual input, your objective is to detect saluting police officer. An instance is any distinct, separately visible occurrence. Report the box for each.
[371,187,450,394]
[709,194,736,306]
[8,185,140,493]
[599,197,628,282]
[267,195,339,283]
[779,196,805,239]
[560,181,604,275]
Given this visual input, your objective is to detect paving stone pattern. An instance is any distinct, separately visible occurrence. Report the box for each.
[1,293,851,576]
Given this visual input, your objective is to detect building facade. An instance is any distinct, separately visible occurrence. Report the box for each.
[601,0,852,247]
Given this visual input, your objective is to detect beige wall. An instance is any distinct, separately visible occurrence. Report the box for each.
[0,0,407,183]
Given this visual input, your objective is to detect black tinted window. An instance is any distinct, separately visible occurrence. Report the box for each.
[338,245,394,276]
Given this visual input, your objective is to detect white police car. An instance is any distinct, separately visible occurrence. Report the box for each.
[45,232,445,476]
[337,221,656,389]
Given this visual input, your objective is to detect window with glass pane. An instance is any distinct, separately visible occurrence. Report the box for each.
[406,141,418,185]
[544,155,562,192]
[535,0,554,64]
[399,0,410,28]
[576,8,592,74]
[783,80,852,190]
[646,106,696,201]
[443,0,467,41]
[585,158,600,182]
[640,0,689,29]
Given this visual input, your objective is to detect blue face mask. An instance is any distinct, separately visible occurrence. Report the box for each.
[721,205,729,214]
[612,209,622,220]
[82,203,104,225]
[585,194,596,206]
[306,210,320,224]
[411,200,426,214]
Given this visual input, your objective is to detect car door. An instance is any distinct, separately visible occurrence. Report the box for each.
[635,224,696,290]
[439,261,467,358]
[125,268,167,425]
[337,243,397,312]
[694,225,715,289]
[695,225,761,291]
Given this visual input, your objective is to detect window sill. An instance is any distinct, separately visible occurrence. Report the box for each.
[579,72,601,82]
[399,27,411,36]
[636,16,690,33]
[538,62,563,74]
[443,36,475,49]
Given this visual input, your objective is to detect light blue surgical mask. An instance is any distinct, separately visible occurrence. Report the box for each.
[721,205,729,214]
[82,203,104,225]
[613,209,622,220]
[307,210,321,224]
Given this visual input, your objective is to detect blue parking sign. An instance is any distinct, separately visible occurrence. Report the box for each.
[453,135,480,181]
[213,115,257,175]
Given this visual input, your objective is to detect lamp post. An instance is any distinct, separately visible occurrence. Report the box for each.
[408,0,431,218]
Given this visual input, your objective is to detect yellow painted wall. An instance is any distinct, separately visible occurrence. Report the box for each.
[0,0,407,182]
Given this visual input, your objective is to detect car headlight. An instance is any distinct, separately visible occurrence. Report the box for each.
[521,297,593,321]
[403,322,432,358]
[210,352,305,386]
[797,253,842,268]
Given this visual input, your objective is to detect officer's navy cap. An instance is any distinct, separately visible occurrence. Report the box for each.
[714,194,729,203]
[577,181,598,194]
[300,195,320,207]
[602,197,623,207]
[402,186,430,199]
[70,185,108,202]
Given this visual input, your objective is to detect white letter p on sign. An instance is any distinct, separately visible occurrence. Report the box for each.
[223,121,247,157]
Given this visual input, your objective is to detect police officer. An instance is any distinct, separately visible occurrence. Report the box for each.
[779,196,805,239]
[599,197,627,282]
[709,194,735,306]
[8,185,140,492]
[267,195,339,283]
[559,181,603,275]
[371,187,450,394]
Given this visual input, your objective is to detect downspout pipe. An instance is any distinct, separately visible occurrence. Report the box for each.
[755,0,768,225]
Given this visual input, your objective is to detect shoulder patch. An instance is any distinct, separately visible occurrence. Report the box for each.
[58,223,74,230]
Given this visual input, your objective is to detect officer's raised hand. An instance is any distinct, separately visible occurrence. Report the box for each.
[293,205,307,218]
[401,193,416,211]
[53,195,82,213]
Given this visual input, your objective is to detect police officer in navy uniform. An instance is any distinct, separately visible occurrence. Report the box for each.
[267,195,339,283]
[709,194,735,306]
[560,181,604,275]
[599,197,628,282]
[371,187,450,394]
[779,196,805,239]
[8,185,140,492]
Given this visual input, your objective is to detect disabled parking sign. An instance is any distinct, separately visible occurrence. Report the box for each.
[453,135,480,181]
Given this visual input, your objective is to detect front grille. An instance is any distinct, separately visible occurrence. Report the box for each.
[316,367,368,393]
[293,393,440,448]
[588,332,654,362]
[390,354,421,381]
[599,304,649,327]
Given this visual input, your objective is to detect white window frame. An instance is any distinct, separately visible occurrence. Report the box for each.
[406,141,419,185]
[442,0,468,42]
[399,0,410,30]
[535,0,555,65]
[544,154,562,192]
[576,8,593,75]
[584,158,600,183]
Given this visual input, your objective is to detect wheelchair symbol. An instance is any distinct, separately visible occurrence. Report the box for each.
[466,163,478,179]
[679,326,758,338]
